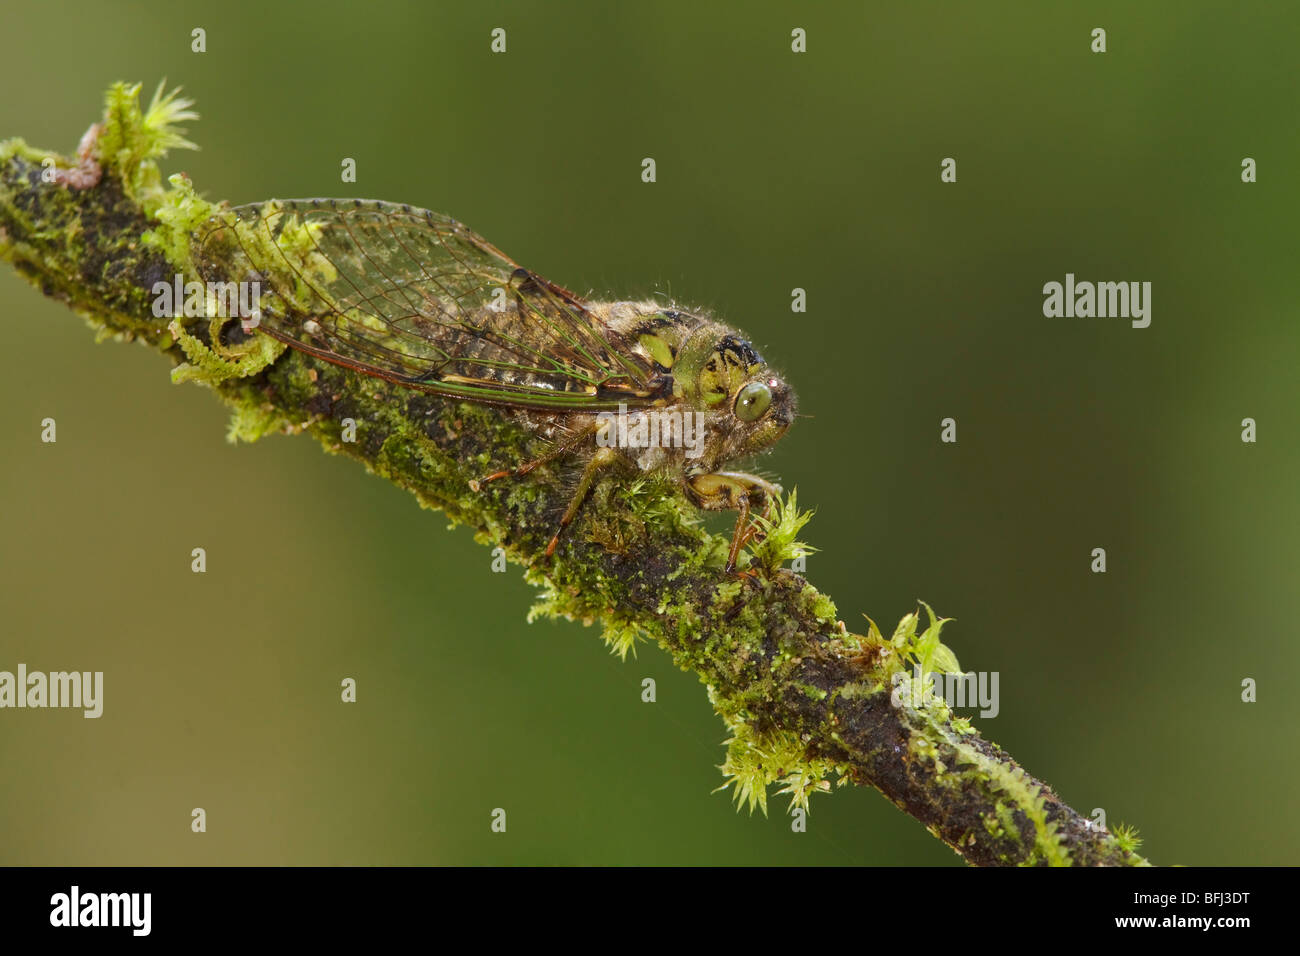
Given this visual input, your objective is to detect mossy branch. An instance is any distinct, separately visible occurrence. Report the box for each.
[1,82,1149,866]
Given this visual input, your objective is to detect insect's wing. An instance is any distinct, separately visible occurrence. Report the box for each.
[191,199,661,410]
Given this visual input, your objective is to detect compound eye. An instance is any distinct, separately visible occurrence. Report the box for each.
[733,381,772,422]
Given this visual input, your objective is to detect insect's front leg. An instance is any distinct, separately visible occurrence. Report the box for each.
[684,471,782,574]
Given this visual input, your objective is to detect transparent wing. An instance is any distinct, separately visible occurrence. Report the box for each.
[191,198,662,410]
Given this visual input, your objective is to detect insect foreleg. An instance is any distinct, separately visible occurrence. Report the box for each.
[684,471,782,573]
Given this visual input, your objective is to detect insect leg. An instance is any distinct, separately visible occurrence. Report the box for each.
[546,446,622,558]
[684,471,782,573]
[470,421,599,490]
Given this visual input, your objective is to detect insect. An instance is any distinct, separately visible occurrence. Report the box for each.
[191,198,796,571]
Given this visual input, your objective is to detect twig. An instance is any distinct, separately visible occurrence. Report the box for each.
[0,82,1148,866]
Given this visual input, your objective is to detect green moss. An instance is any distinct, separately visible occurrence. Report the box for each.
[99,81,197,203]
[1113,823,1143,855]
[715,718,839,816]
[796,682,828,701]
[748,488,817,573]
[599,618,646,661]
[169,317,285,385]
[143,172,214,271]
[951,715,975,735]
[808,589,838,623]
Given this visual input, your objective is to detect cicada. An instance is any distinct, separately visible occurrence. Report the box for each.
[191,199,796,571]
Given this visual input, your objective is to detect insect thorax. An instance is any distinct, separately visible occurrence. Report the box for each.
[594,302,768,411]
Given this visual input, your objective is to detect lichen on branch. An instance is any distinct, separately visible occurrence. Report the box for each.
[0,82,1149,866]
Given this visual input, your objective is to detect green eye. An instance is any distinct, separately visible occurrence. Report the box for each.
[734,382,772,422]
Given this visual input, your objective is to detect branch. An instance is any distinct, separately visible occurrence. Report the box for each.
[1,82,1149,866]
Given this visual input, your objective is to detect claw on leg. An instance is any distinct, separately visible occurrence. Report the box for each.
[684,471,782,574]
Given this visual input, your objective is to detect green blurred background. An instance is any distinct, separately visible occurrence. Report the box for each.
[2,1,1296,865]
